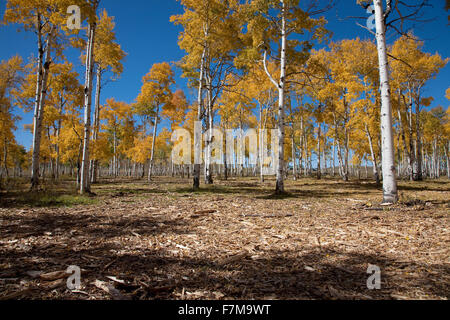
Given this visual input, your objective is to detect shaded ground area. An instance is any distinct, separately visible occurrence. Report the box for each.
[0,177,449,300]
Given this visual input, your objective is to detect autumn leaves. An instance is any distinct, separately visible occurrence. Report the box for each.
[1,1,448,202]
[2,0,126,192]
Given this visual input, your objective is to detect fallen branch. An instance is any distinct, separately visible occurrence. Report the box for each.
[93,280,131,300]
[0,287,34,300]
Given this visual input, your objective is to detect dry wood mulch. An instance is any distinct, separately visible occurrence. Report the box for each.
[0,178,448,300]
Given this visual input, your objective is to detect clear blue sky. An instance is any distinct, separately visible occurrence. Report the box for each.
[1,0,449,150]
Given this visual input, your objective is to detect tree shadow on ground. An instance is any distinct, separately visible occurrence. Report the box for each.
[0,210,190,241]
[1,238,448,300]
[171,185,266,196]
[1,189,448,299]
[170,180,384,200]
[255,188,379,200]
[98,187,168,196]
[398,184,450,192]
[0,191,97,208]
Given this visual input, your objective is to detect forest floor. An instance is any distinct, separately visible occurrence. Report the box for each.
[0,176,449,300]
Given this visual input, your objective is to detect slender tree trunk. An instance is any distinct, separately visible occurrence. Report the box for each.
[406,92,415,180]
[396,129,401,176]
[260,107,269,183]
[77,145,82,186]
[414,92,423,180]
[204,85,213,184]
[54,95,64,180]
[446,141,450,179]
[397,100,411,179]
[299,115,304,177]
[373,0,398,203]
[262,2,286,192]
[257,107,263,183]
[365,159,368,179]
[365,124,380,185]
[333,112,345,180]
[80,21,97,194]
[433,139,439,178]
[148,109,158,182]
[292,133,296,180]
[113,129,117,177]
[332,139,336,177]
[317,124,321,180]
[3,138,8,179]
[276,1,287,193]
[304,130,309,177]
[193,44,206,190]
[31,23,53,190]
[343,105,349,181]
[30,14,44,190]
[91,68,102,184]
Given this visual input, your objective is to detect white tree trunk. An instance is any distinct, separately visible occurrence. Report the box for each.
[54,96,64,180]
[113,129,117,176]
[365,124,380,184]
[259,104,264,183]
[446,141,450,179]
[317,124,321,180]
[193,45,206,190]
[30,16,44,189]
[332,139,336,176]
[414,93,423,180]
[91,68,102,183]
[261,1,287,192]
[292,134,296,180]
[299,115,304,177]
[373,0,398,203]
[80,23,96,194]
[275,0,287,193]
[333,112,345,180]
[148,109,159,182]
[204,84,213,184]
[31,23,53,190]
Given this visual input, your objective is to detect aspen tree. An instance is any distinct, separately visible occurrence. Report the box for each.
[172,0,243,188]
[390,35,448,181]
[0,56,23,186]
[89,10,126,183]
[371,0,398,203]
[80,0,101,194]
[242,0,330,193]
[3,0,76,189]
[136,63,174,182]
[358,0,437,201]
